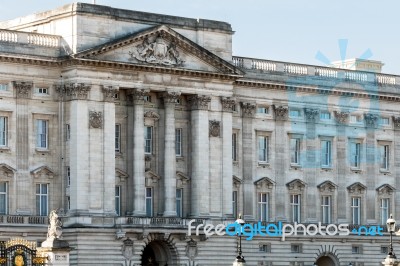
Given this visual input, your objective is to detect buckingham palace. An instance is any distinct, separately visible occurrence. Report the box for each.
[0,2,399,266]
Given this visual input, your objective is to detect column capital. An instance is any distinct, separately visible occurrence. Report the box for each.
[304,108,319,122]
[241,102,256,117]
[102,85,119,102]
[334,111,349,124]
[128,88,150,105]
[221,97,236,112]
[55,82,91,100]
[188,95,211,110]
[13,81,33,99]
[162,91,181,105]
[273,105,288,121]
[393,116,400,130]
[364,113,378,128]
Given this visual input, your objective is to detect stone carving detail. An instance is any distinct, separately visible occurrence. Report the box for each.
[144,111,160,121]
[209,120,220,137]
[241,102,256,117]
[89,111,102,128]
[393,116,400,129]
[273,105,288,120]
[55,82,91,100]
[47,210,62,239]
[304,108,319,121]
[13,81,32,98]
[121,238,134,260]
[286,179,306,191]
[364,113,378,128]
[376,184,395,195]
[129,34,184,66]
[186,239,198,260]
[221,97,236,112]
[102,85,119,102]
[188,95,211,110]
[128,89,149,105]
[334,111,349,124]
[347,182,367,194]
[317,180,337,192]
[162,91,181,104]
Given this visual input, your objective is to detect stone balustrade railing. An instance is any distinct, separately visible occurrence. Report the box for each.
[0,29,60,48]
[0,215,48,225]
[233,56,399,86]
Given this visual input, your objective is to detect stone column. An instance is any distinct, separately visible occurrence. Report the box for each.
[130,89,149,216]
[221,97,236,217]
[334,111,349,222]
[364,113,378,222]
[304,108,319,222]
[14,81,32,214]
[188,95,211,217]
[273,105,289,221]
[102,86,118,215]
[162,91,180,217]
[241,102,256,221]
[59,83,91,215]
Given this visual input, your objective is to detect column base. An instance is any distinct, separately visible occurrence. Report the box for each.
[163,211,177,217]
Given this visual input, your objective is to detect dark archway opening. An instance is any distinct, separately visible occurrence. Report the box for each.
[141,240,178,266]
[316,255,336,266]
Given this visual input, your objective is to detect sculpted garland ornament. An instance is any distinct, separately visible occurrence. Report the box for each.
[129,34,184,66]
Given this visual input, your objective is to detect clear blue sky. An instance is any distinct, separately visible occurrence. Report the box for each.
[0,1,399,74]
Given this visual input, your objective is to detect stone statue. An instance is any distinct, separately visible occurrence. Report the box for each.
[47,209,62,239]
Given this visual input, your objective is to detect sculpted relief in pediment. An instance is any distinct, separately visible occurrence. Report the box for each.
[129,34,184,66]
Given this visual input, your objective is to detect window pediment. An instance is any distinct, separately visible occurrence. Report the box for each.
[233,175,242,188]
[317,180,337,192]
[286,179,306,191]
[30,165,55,179]
[254,177,275,189]
[144,111,160,120]
[347,182,367,194]
[116,168,129,182]
[145,170,160,186]
[376,184,395,195]
[0,163,16,178]
[176,171,190,187]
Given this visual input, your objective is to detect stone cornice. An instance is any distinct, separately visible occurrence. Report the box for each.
[220,97,236,112]
[235,80,400,102]
[187,95,211,111]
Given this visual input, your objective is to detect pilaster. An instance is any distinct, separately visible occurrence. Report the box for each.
[241,102,256,221]
[365,113,378,222]
[188,95,211,217]
[394,117,400,218]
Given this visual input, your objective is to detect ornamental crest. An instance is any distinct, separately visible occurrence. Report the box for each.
[89,111,102,129]
[129,34,184,66]
[209,120,220,137]
[122,238,134,260]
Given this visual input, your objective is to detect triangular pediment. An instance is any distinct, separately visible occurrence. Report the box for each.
[317,180,337,192]
[30,165,55,179]
[75,25,243,75]
[347,182,367,194]
[254,177,275,189]
[176,171,190,187]
[233,175,242,188]
[145,170,160,186]
[286,179,306,191]
[0,163,16,178]
[376,184,395,195]
[116,168,129,182]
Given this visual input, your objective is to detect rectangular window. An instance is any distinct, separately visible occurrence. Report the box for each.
[36,184,48,216]
[175,128,182,156]
[258,193,269,222]
[352,246,361,254]
[0,182,7,215]
[145,187,153,217]
[258,136,268,162]
[350,115,361,123]
[381,246,389,254]
[115,186,121,216]
[232,191,238,219]
[232,133,237,161]
[0,116,7,147]
[176,188,183,217]
[290,138,301,165]
[290,194,301,223]
[320,111,331,120]
[66,166,70,187]
[321,196,331,224]
[350,142,361,168]
[380,145,389,170]
[259,244,270,253]
[289,109,300,118]
[36,87,49,94]
[380,198,390,225]
[65,124,70,141]
[380,117,390,125]
[321,140,332,167]
[291,244,301,253]
[257,107,269,114]
[144,126,152,154]
[351,197,361,225]
[67,196,70,210]
[36,119,48,149]
[0,84,7,91]
[144,95,152,102]
[115,124,121,153]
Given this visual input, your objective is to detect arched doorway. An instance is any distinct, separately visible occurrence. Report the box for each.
[316,255,337,266]
[141,240,178,266]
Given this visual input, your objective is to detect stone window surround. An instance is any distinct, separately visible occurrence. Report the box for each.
[319,136,335,169]
[255,177,274,222]
[347,182,366,225]
[377,140,392,173]
[256,130,272,166]
[348,137,365,173]
[317,181,337,224]
[288,133,304,168]
[33,113,54,152]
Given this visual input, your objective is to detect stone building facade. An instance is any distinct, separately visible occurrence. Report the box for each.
[0,3,399,266]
